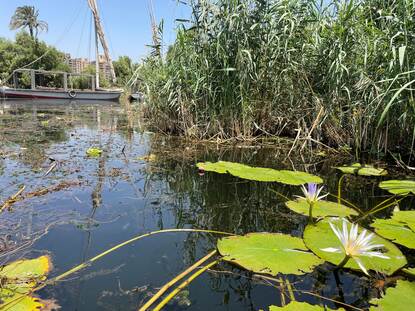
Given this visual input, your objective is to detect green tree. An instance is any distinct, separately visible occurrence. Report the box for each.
[9,6,48,40]
[113,56,136,86]
[0,32,69,84]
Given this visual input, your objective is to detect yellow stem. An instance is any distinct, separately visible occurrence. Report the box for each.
[53,229,232,283]
[138,250,217,311]
[1,229,232,310]
[152,259,221,311]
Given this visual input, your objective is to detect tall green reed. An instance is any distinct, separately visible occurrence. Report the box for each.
[138,0,415,154]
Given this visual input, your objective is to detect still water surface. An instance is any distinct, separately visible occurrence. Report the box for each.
[0,100,402,310]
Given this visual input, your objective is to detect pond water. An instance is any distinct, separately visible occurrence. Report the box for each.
[0,100,412,310]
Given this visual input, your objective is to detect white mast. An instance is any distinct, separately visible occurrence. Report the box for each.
[87,0,117,86]
[94,20,100,89]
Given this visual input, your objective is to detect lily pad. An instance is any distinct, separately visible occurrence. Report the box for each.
[217,233,324,276]
[334,163,387,176]
[303,218,406,275]
[268,302,343,310]
[285,199,358,218]
[197,161,322,185]
[379,180,415,195]
[86,147,103,157]
[402,267,415,277]
[0,256,53,310]
[370,280,415,310]
[0,293,46,311]
[371,211,415,248]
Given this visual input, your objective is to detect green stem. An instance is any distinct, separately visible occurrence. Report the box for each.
[308,201,314,224]
[336,255,350,269]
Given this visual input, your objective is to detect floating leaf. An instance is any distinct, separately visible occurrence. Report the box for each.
[0,256,53,310]
[334,163,387,176]
[285,199,358,218]
[304,218,406,275]
[268,301,343,310]
[402,267,415,277]
[86,147,103,157]
[0,293,46,311]
[197,161,322,185]
[370,280,415,310]
[371,211,415,248]
[0,255,51,284]
[217,233,324,276]
[379,180,415,195]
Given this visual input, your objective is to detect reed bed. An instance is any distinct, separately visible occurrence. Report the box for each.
[138,0,415,154]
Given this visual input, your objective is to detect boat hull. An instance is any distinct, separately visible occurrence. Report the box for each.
[0,87,122,101]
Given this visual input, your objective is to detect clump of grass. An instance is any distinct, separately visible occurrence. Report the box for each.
[138,0,415,155]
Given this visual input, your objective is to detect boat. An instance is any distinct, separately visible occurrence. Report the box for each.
[0,0,122,101]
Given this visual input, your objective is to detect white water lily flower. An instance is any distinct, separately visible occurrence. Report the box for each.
[321,219,390,275]
[297,183,328,203]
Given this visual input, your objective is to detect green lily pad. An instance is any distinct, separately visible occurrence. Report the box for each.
[197,161,322,185]
[0,293,46,311]
[303,218,406,275]
[371,211,415,248]
[402,267,415,277]
[268,302,343,310]
[334,163,387,176]
[379,180,415,195]
[0,255,53,310]
[370,280,415,310]
[285,199,358,218]
[217,233,324,276]
[86,147,103,157]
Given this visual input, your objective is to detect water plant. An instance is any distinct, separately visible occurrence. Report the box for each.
[322,219,389,275]
[138,0,415,155]
[296,183,328,222]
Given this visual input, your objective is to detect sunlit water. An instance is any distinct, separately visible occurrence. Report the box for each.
[0,99,411,310]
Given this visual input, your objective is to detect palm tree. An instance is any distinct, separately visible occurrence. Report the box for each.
[9,6,48,40]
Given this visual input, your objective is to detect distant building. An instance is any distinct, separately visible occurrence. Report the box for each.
[65,54,112,81]
[91,55,112,81]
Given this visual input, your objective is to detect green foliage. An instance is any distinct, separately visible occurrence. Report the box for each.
[303,218,407,275]
[217,233,324,275]
[285,199,358,218]
[113,56,137,86]
[0,32,70,82]
[369,280,415,310]
[371,211,415,248]
[139,0,415,153]
[379,180,415,195]
[197,161,322,185]
[334,163,388,176]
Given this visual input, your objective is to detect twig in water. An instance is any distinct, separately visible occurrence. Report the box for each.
[0,186,25,212]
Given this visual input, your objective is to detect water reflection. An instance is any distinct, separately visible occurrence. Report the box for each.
[0,99,399,310]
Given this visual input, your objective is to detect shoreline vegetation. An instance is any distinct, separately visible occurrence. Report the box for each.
[137,0,415,156]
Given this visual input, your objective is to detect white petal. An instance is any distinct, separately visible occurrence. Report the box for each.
[342,219,349,244]
[329,222,343,244]
[321,247,342,253]
[354,257,369,276]
[350,223,358,242]
[355,229,368,246]
[361,251,390,259]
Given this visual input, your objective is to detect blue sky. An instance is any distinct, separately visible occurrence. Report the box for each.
[0,0,190,62]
